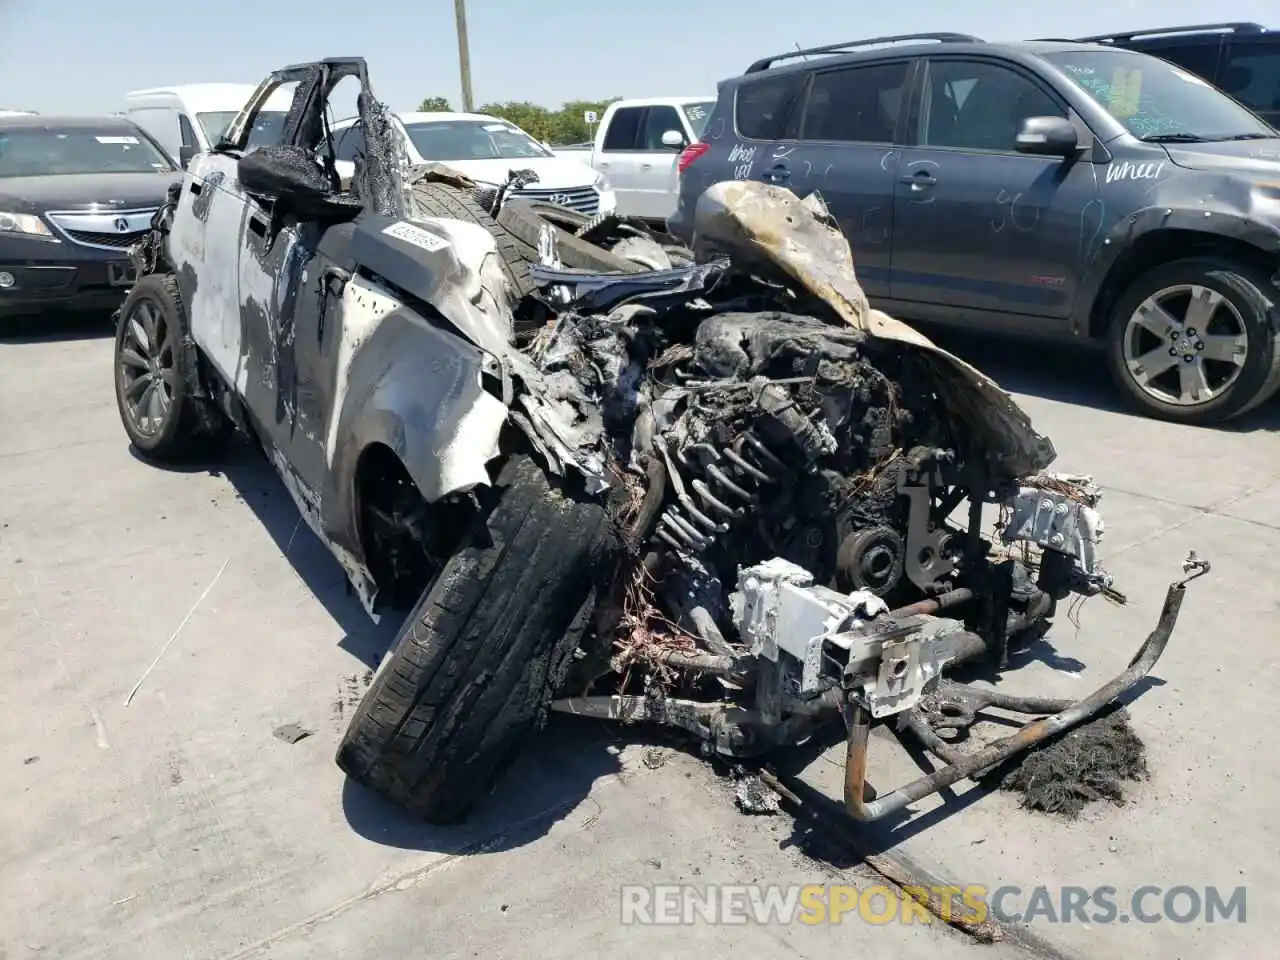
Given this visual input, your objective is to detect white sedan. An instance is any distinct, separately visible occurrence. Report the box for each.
[332,111,615,216]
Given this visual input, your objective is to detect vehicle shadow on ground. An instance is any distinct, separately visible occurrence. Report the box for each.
[134,438,634,853]
[131,439,399,669]
[921,327,1280,433]
[0,310,117,343]
[341,716,629,852]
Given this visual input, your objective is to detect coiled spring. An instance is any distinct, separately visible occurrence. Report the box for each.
[655,430,787,555]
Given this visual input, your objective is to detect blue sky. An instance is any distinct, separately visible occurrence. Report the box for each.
[1,0,1276,115]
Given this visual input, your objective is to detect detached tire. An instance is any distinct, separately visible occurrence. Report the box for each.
[496,198,648,274]
[1105,257,1280,425]
[113,274,230,461]
[407,181,535,298]
[336,455,611,823]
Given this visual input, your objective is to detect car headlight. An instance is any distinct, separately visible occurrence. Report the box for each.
[0,212,56,241]
[594,172,612,193]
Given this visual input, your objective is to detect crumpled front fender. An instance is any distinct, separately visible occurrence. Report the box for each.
[323,289,506,568]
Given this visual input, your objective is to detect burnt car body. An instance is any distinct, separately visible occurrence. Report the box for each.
[0,115,180,316]
[112,57,1207,827]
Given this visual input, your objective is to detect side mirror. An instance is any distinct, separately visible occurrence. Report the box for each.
[661,129,686,150]
[1015,116,1081,158]
[178,144,195,169]
[237,144,333,211]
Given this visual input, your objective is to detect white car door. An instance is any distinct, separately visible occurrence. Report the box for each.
[635,104,688,220]
[595,105,647,217]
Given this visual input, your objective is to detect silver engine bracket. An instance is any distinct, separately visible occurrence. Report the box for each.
[732,557,967,717]
[1000,474,1111,592]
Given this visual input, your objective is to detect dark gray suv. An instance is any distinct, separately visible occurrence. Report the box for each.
[670,34,1280,425]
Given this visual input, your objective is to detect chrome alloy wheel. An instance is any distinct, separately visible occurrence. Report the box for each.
[1121,284,1248,407]
[117,298,176,437]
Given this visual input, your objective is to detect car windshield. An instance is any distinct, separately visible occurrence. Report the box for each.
[196,111,238,144]
[0,126,174,177]
[1044,49,1276,141]
[403,120,552,161]
[681,101,716,139]
[199,109,289,149]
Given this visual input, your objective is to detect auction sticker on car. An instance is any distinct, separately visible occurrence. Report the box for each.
[383,221,450,252]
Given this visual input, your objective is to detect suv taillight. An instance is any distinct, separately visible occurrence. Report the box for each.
[677,141,709,173]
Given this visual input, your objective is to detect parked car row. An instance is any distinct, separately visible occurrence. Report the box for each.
[4,23,1279,426]
[669,24,1280,425]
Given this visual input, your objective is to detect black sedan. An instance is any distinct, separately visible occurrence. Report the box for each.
[0,114,180,317]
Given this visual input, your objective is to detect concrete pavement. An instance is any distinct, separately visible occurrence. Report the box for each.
[1,318,1275,958]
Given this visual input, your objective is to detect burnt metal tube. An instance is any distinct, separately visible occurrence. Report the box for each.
[844,572,1193,822]
[654,648,743,675]
[890,587,974,618]
[690,604,737,659]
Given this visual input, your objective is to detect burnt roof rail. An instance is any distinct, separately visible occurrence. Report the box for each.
[1068,22,1266,44]
[745,33,982,74]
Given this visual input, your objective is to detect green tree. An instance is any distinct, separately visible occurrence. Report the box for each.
[470,96,625,146]
[417,96,453,112]
[546,98,623,144]
[476,101,554,141]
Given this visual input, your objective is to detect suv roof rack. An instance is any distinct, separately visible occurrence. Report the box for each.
[745,33,982,74]
[1071,22,1266,44]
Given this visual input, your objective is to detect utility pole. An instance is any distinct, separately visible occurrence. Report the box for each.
[454,0,475,112]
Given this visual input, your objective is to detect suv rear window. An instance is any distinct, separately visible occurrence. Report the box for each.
[734,74,803,140]
[801,61,909,143]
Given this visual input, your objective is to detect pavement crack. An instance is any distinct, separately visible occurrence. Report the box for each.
[1105,475,1280,559]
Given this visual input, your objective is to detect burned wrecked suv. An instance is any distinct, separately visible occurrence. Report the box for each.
[112,56,1205,827]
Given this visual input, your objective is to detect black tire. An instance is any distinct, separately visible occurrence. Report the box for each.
[407,181,535,299]
[1105,257,1280,425]
[336,455,611,823]
[113,274,230,461]
[496,198,648,274]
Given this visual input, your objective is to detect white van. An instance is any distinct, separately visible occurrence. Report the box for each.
[123,84,292,167]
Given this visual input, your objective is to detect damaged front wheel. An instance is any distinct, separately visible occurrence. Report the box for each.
[336,455,612,824]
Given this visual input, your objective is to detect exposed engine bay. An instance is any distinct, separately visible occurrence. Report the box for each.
[495,179,1208,822]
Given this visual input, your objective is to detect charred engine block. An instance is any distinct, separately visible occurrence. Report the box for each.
[652,376,837,558]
